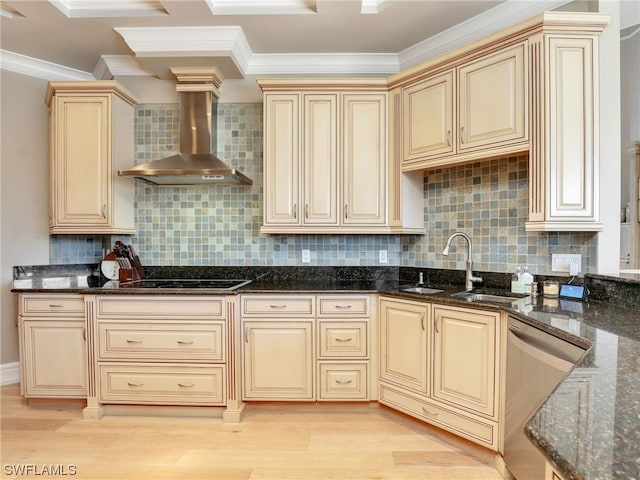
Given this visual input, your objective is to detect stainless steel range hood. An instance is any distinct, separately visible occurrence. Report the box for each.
[118,68,252,186]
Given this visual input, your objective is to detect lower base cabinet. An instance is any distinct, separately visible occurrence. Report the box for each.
[18,294,87,398]
[242,320,314,400]
[377,296,501,450]
[318,362,368,400]
[99,364,225,405]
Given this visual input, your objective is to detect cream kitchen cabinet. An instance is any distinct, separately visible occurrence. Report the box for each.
[240,295,315,400]
[18,294,87,398]
[526,16,609,231]
[431,304,500,419]
[86,296,229,418]
[400,42,527,168]
[259,80,424,234]
[317,295,372,401]
[378,296,500,450]
[45,81,138,234]
[379,297,429,394]
[240,294,373,401]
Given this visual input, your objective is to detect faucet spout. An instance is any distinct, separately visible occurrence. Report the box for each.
[442,232,483,291]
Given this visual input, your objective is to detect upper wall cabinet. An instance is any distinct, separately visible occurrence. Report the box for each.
[391,12,610,232]
[402,42,527,167]
[45,81,139,234]
[258,80,424,234]
[525,16,608,232]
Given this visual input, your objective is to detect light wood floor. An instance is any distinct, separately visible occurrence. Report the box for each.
[1,384,502,480]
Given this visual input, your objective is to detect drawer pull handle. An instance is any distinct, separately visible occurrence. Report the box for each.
[177,339,194,345]
[48,304,64,308]
[334,305,352,309]
[178,383,195,388]
[459,126,465,144]
[126,339,143,344]
[335,380,353,385]
[446,129,451,147]
[127,382,144,387]
[421,312,425,331]
[269,305,287,309]
[335,337,353,343]
[422,407,439,417]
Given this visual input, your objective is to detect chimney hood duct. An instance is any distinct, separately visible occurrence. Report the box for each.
[118,68,252,186]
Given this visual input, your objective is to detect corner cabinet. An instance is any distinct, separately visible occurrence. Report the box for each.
[378,297,501,450]
[402,42,528,167]
[45,81,139,234]
[258,80,424,234]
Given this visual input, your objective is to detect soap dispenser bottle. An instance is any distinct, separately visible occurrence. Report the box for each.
[511,266,522,293]
[520,266,534,294]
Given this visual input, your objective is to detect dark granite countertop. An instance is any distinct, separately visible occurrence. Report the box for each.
[11,264,640,480]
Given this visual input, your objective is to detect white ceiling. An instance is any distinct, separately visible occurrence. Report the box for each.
[2,0,592,81]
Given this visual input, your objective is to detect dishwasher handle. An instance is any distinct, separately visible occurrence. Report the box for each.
[508,320,585,366]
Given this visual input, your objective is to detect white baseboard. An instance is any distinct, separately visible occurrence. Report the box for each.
[1,361,20,386]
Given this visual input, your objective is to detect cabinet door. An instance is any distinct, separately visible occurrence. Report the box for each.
[379,298,429,394]
[403,71,454,162]
[21,319,87,397]
[263,93,300,225]
[242,320,314,400]
[458,42,527,152]
[304,94,338,225]
[342,94,386,225]
[432,305,498,418]
[52,95,110,227]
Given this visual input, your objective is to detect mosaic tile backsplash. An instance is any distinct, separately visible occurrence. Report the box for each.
[50,102,596,275]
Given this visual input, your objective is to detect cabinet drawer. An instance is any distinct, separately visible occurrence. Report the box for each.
[98,322,224,362]
[241,295,314,317]
[97,296,225,320]
[20,294,84,317]
[317,296,369,316]
[318,362,368,400]
[99,364,225,405]
[318,321,368,358]
[379,383,497,449]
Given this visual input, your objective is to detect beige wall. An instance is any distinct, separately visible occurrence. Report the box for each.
[1,70,50,366]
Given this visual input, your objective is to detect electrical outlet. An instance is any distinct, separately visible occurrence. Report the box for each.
[302,249,310,263]
[379,249,388,264]
[551,254,581,273]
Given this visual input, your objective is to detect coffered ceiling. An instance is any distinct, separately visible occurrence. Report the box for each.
[1,0,591,82]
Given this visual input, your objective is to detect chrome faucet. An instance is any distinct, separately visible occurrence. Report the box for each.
[442,232,483,291]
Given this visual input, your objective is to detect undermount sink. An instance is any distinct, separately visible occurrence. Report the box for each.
[451,291,527,303]
[402,286,444,295]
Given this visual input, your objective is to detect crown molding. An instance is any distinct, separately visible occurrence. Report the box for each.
[49,0,167,18]
[93,55,156,80]
[205,0,316,15]
[398,0,573,71]
[246,53,398,76]
[0,50,94,80]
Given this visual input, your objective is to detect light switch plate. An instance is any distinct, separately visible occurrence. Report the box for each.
[302,249,310,263]
[379,249,388,264]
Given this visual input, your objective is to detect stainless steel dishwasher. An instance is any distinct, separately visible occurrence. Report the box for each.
[504,316,585,480]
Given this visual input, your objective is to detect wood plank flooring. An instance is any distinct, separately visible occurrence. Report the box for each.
[1,384,502,480]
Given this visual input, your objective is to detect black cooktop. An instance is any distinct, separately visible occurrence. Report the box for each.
[118,279,251,291]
